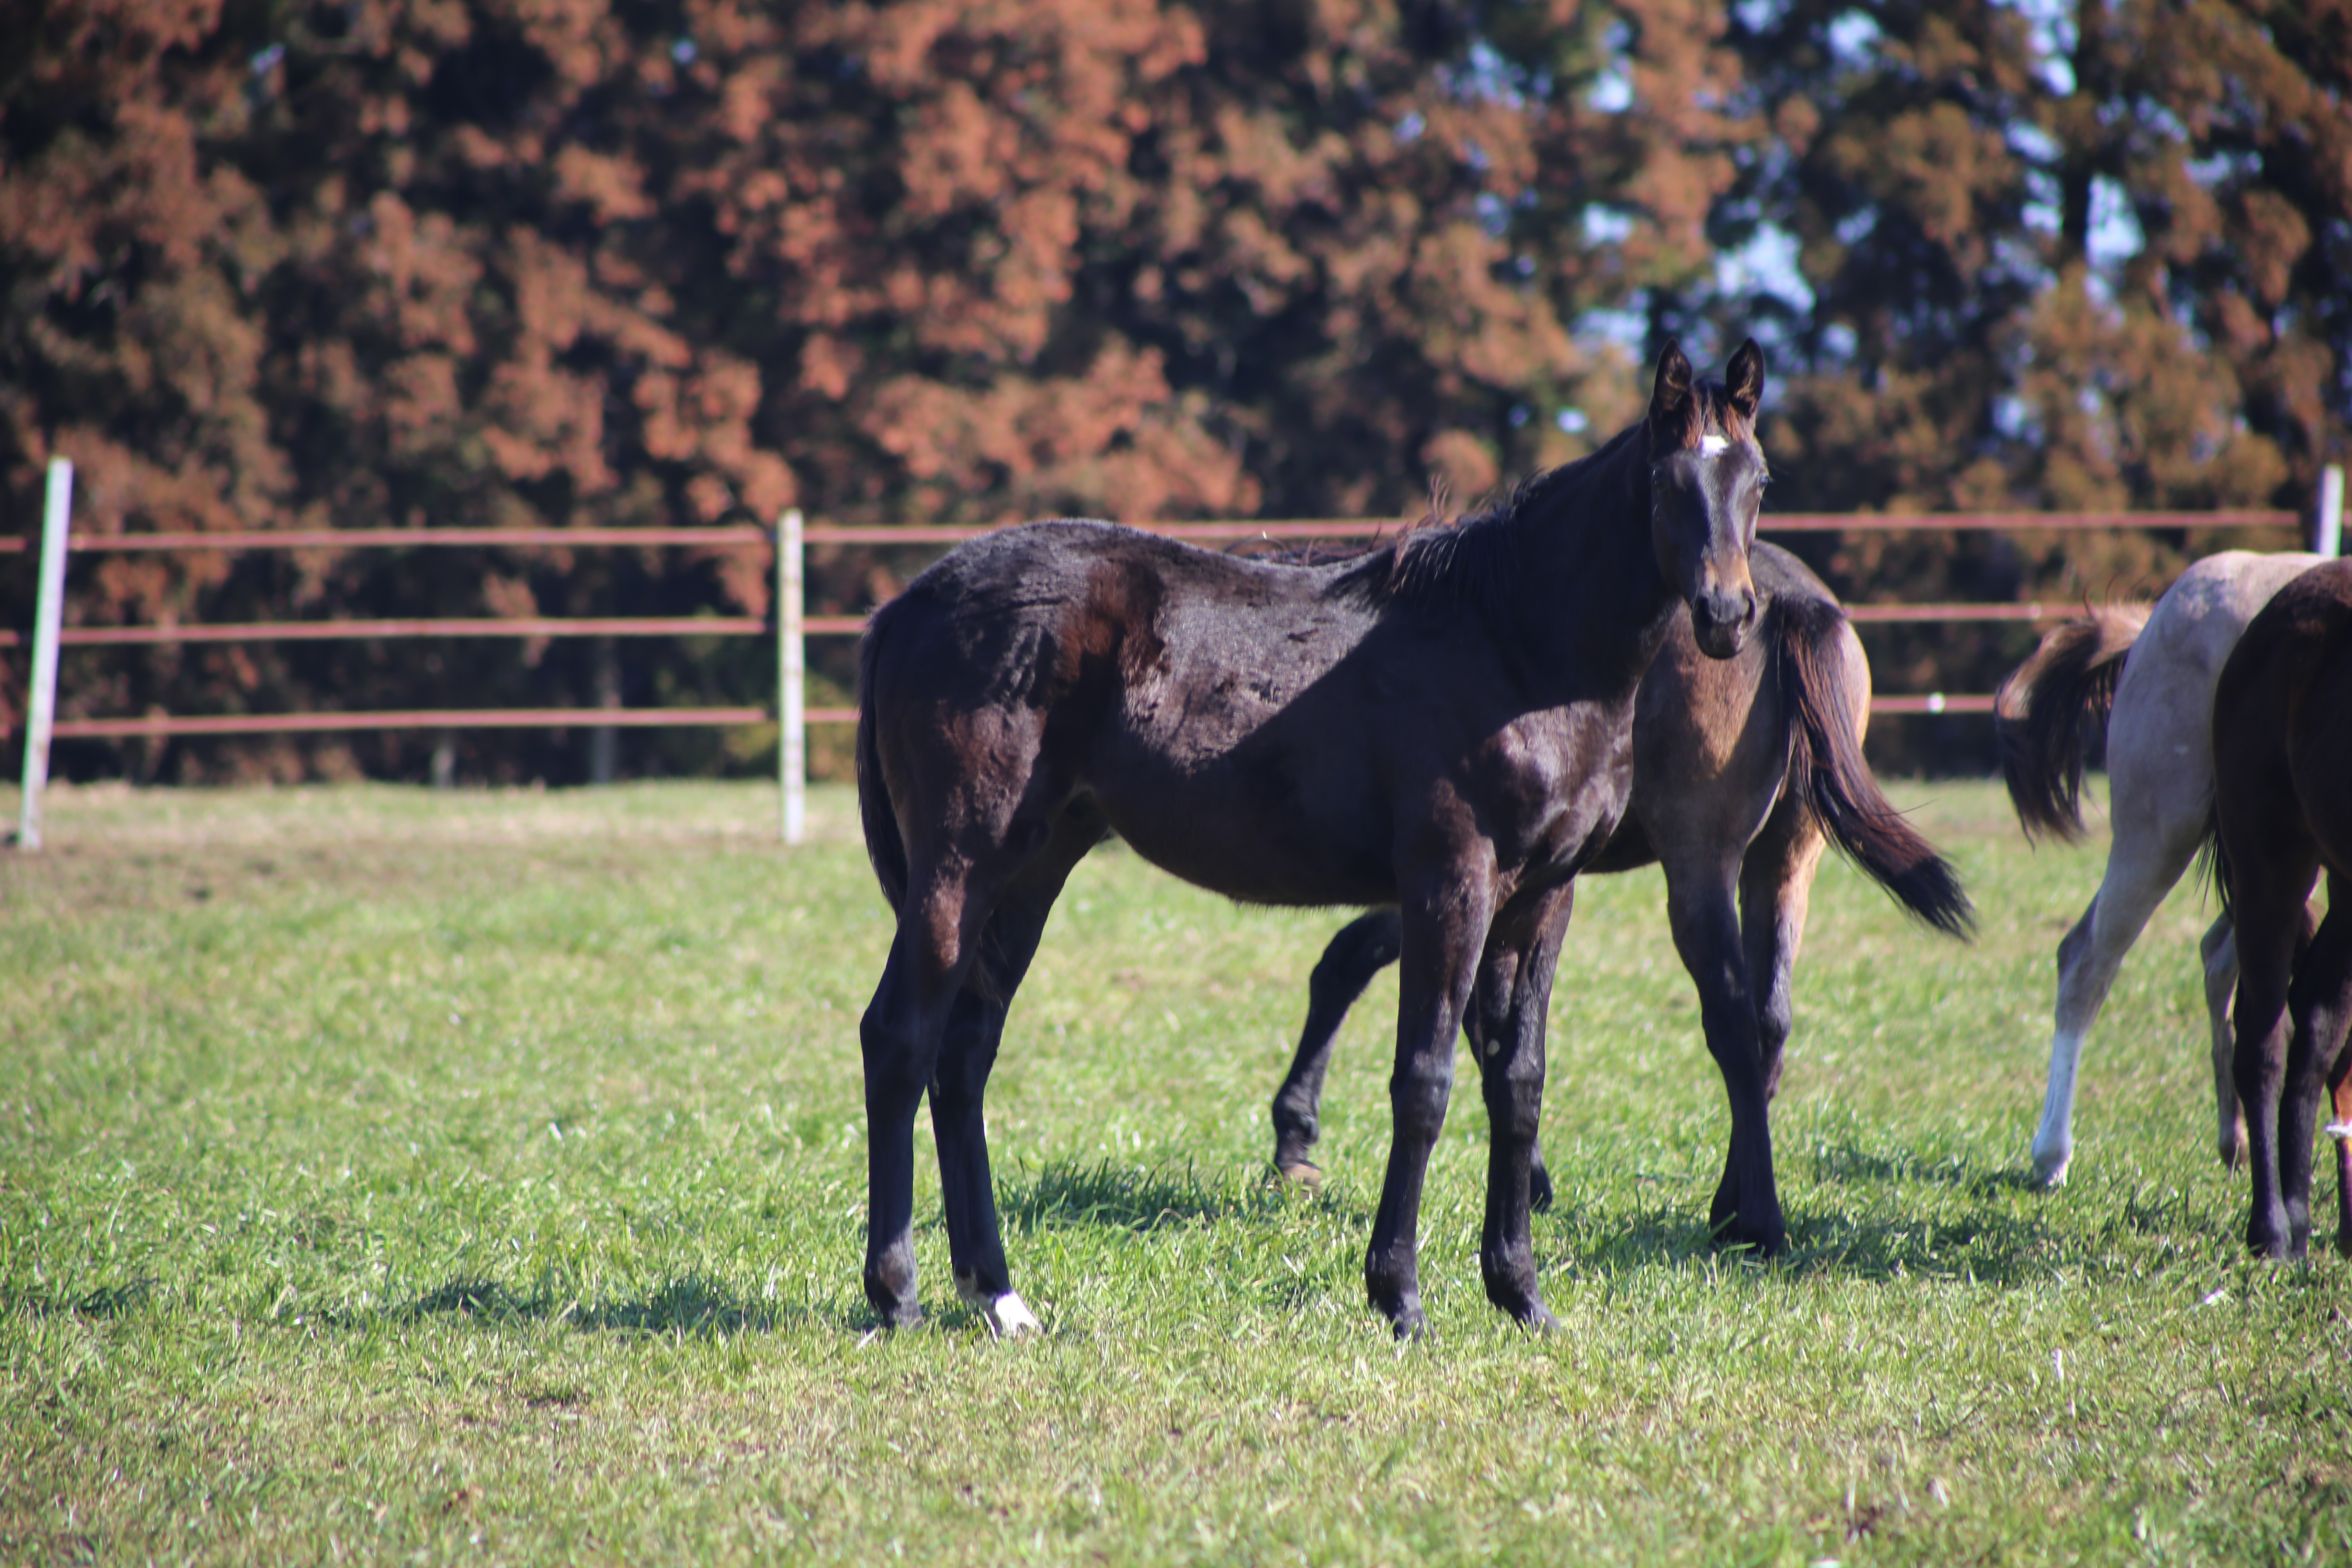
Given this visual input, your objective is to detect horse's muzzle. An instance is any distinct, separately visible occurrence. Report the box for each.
[1690,585,1759,659]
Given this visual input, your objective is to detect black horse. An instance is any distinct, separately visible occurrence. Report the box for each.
[1269,543,1972,1229]
[2210,558,2352,1259]
[855,341,1767,1338]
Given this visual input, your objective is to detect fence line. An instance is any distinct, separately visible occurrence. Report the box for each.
[49,707,771,740]
[5,466,2342,847]
[56,525,771,552]
[0,617,768,648]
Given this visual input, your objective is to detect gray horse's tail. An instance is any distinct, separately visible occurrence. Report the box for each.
[1778,596,1975,938]
[1994,604,2151,844]
[855,608,909,914]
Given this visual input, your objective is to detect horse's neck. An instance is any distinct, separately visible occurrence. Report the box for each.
[1510,446,1677,701]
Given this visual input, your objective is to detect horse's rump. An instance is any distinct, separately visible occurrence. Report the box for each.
[2209,561,2352,919]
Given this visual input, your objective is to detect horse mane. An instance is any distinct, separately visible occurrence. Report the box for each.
[1327,421,1648,617]
[1321,374,1763,619]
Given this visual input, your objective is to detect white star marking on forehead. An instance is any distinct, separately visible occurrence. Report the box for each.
[1699,433,1731,457]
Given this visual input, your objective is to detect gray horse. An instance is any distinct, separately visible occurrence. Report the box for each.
[1996,549,2325,1185]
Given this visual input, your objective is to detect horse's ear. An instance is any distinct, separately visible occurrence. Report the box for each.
[1648,340,1693,435]
[1725,339,1764,423]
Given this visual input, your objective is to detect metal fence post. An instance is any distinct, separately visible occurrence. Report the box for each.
[2319,465,2344,557]
[779,507,805,845]
[18,458,74,850]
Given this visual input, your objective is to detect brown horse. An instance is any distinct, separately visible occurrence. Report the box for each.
[2209,558,2352,1259]
[1269,543,1973,1229]
[857,342,1765,1339]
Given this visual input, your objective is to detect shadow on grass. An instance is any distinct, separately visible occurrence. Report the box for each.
[998,1157,1347,1234]
[354,1274,866,1336]
[1546,1154,2064,1286]
[1556,1208,2058,1287]
[4,1279,157,1319]
[1805,1139,2045,1197]
[1775,1207,2057,1285]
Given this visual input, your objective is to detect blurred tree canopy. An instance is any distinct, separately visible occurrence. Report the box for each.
[2,0,2345,780]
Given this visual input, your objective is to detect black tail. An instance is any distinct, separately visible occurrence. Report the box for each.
[1993,605,2149,844]
[855,608,909,915]
[2199,800,2230,922]
[1776,596,1975,938]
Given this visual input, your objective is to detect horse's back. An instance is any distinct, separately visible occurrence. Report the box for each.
[2107,551,2325,837]
[2122,550,2326,706]
[866,519,1346,723]
[861,519,1421,905]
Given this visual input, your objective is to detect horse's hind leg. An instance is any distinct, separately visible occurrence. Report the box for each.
[862,868,1000,1328]
[2281,885,2352,1261]
[2030,822,2205,1185]
[2200,916,2244,1169]
[929,811,1100,1337]
[1272,908,1401,1186]
[2328,1010,2352,1258]
[2226,849,2320,1258]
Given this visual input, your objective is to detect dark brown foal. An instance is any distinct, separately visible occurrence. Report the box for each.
[858,344,1770,1338]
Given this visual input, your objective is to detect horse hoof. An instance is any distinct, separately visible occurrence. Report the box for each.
[1711,1217,1786,1258]
[2029,1149,2070,1187]
[1276,1160,1324,1191]
[1374,1287,1428,1341]
[1529,1166,1556,1214]
[984,1294,1043,1339]
[955,1273,1044,1339]
[976,1291,1043,1340]
[1519,1303,1561,1335]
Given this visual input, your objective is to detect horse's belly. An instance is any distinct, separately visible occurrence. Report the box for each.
[1091,780,1396,908]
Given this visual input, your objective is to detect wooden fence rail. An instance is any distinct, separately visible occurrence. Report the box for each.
[6,460,2342,845]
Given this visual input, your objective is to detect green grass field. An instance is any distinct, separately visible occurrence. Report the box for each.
[2,778,2346,1565]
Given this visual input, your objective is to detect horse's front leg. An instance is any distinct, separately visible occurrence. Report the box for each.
[1365,872,1497,1339]
[1272,908,1401,1184]
[1666,855,1784,1254]
[1467,882,1576,1330]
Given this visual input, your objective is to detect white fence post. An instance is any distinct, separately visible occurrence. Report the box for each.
[2319,464,2344,557]
[18,457,74,851]
[779,507,804,845]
